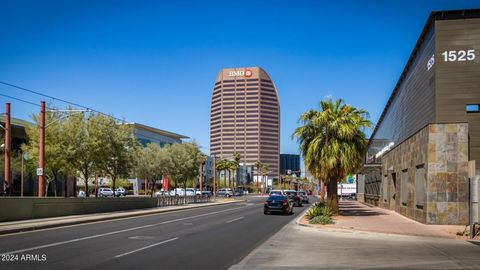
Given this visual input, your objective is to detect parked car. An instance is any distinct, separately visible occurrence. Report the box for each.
[114,187,127,197]
[264,195,293,215]
[268,190,285,196]
[170,188,186,196]
[155,189,170,196]
[234,188,245,196]
[185,188,201,196]
[216,188,233,197]
[298,190,309,204]
[284,190,302,207]
[201,190,212,197]
[98,188,114,197]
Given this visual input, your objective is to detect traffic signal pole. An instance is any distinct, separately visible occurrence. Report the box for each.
[38,101,45,197]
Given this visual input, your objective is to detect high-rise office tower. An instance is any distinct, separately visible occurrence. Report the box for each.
[210,67,280,178]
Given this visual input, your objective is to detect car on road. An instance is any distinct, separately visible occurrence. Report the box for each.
[298,190,309,204]
[114,187,127,197]
[264,195,293,215]
[284,190,302,207]
[216,188,233,197]
[98,187,114,197]
[268,190,285,196]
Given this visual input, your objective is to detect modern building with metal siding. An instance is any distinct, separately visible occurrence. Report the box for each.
[363,9,480,225]
[280,154,300,175]
[210,67,280,178]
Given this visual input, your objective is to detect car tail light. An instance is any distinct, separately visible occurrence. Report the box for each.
[283,199,288,206]
[264,201,268,205]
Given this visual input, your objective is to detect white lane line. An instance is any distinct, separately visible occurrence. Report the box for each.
[114,237,178,258]
[225,216,244,224]
[1,205,248,255]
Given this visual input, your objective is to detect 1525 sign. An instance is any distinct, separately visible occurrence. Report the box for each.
[441,50,476,62]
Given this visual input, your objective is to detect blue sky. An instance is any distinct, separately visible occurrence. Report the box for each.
[1,0,479,155]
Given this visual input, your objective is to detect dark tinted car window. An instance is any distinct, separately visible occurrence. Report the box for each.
[268,196,285,201]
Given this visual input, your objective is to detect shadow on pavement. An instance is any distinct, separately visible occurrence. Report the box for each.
[338,201,387,217]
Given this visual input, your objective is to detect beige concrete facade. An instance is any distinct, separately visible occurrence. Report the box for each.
[210,67,280,178]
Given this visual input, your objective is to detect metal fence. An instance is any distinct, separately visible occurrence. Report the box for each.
[156,195,211,207]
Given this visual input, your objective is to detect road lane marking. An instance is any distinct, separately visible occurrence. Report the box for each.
[0,205,249,255]
[225,216,244,223]
[114,237,178,258]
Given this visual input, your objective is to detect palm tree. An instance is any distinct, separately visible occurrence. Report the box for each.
[216,159,228,188]
[233,152,241,188]
[292,98,370,214]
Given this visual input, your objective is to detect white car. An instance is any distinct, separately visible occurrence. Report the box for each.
[114,187,127,197]
[186,188,201,196]
[98,188,114,197]
[169,188,185,196]
[155,189,170,196]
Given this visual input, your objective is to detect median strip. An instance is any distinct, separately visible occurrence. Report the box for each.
[114,237,179,258]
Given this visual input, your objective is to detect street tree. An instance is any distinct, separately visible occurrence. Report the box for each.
[95,115,137,194]
[134,143,164,197]
[293,98,370,213]
[22,110,69,197]
[168,142,201,200]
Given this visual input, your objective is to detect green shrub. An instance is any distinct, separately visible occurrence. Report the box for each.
[306,205,322,220]
[320,205,333,217]
[309,215,334,225]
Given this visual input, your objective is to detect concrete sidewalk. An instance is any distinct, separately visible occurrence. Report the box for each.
[230,202,480,269]
[0,199,243,235]
[301,200,464,239]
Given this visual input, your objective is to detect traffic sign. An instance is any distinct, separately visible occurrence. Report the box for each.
[36,168,44,176]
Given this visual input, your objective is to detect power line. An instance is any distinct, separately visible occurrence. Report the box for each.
[0,81,127,123]
[0,92,41,107]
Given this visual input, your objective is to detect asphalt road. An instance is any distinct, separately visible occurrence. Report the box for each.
[0,196,313,270]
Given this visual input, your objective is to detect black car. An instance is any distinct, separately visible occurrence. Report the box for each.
[264,195,293,215]
[284,190,303,207]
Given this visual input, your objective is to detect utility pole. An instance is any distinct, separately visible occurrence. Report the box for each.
[4,103,11,195]
[38,101,45,197]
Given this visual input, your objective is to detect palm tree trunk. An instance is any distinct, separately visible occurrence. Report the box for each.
[326,179,339,214]
[320,181,326,202]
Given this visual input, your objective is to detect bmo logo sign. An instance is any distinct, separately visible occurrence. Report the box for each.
[228,69,253,77]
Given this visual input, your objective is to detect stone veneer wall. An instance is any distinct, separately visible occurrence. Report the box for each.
[380,123,469,225]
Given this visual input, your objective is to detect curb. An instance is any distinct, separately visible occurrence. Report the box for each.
[0,200,246,236]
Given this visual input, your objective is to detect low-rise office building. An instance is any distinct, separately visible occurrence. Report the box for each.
[363,9,480,225]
